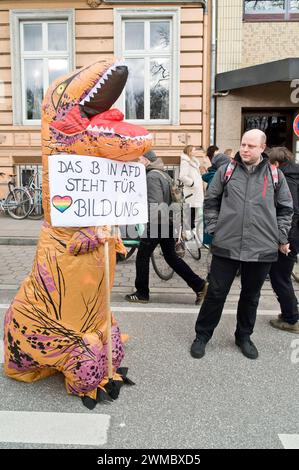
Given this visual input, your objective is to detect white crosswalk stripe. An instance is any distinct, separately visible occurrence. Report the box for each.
[279,434,299,449]
[0,411,110,446]
[0,303,278,315]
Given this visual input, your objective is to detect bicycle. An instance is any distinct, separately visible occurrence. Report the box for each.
[24,174,44,220]
[117,224,174,281]
[291,255,299,283]
[0,172,32,219]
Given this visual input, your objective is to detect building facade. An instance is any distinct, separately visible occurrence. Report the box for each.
[215,0,299,158]
[0,0,210,197]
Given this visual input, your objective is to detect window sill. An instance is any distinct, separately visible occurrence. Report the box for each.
[0,125,41,131]
[244,13,299,22]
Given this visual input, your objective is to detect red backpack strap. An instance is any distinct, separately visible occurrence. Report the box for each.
[223,160,237,185]
[269,163,279,190]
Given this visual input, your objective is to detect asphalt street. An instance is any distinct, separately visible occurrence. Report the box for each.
[0,246,299,449]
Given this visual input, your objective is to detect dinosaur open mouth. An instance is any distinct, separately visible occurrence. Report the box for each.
[79,61,128,118]
[50,61,151,142]
[86,108,152,142]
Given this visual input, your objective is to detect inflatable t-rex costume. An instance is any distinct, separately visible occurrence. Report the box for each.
[4,59,151,407]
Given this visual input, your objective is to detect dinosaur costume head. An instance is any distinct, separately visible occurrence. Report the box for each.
[42,58,152,222]
[42,58,152,159]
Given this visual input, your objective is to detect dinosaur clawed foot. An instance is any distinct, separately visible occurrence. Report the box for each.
[81,367,135,410]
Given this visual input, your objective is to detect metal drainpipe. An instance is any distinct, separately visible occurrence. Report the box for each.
[210,0,217,145]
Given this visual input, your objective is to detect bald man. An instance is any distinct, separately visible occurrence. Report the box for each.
[191,130,293,360]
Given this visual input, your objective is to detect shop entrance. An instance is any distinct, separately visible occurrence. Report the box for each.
[242,109,294,150]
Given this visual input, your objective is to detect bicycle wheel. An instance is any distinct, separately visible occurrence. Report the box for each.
[185,238,201,260]
[28,189,44,220]
[292,257,299,283]
[151,245,174,281]
[6,189,31,219]
[116,246,136,262]
[204,245,212,281]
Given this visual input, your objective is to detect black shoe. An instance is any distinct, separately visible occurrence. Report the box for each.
[235,338,258,359]
[190,337,207,358]
[125,292,149,303]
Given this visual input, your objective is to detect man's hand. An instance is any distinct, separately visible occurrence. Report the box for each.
[279,243,291,256]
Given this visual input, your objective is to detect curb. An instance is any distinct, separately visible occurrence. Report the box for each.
[0,237,38,246]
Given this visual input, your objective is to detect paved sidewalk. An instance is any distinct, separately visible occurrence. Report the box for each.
[1,244,298,312]
[0,214,298,310]
[0,214,42,244]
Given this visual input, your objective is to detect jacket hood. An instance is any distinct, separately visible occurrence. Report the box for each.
[147,157,165,171]
[280,161,299,181]
[212,153,231,170]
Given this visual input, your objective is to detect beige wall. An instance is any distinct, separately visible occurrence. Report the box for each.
[242,22,299,68]
[216,1,299,154]
[217,0,299,71]
[217,0,243,73]
[216,82,299,153]
[0,1,209,196]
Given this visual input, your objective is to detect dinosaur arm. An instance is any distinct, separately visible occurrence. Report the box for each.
[67,227,105,256]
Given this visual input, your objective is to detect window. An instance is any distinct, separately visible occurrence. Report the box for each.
[244,0,299,20]
[11,10,74,125]
[17,164,42,188]
[115,9,179,125]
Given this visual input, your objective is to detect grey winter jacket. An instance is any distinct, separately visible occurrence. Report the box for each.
[204,153,294,262]
[146,159,172,230]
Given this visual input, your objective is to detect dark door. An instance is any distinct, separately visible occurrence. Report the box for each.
[242,110,294,150]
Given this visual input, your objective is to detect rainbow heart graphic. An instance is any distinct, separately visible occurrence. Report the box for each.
[52,195,73,213]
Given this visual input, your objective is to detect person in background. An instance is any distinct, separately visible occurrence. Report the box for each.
[202,153,231,188]
[202,153,231,246]
[125,150,208,306]
[179,145,204,232]
[206,145,220,163]
[224,148,234,160]
[268,147,299,333]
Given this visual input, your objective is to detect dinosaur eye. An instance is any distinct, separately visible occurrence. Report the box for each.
[52,81,68,108]
[56,84,65,95]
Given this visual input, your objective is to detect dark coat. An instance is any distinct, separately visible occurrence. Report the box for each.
[280,161,299,253]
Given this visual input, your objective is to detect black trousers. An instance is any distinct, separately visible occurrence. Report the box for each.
[269,250,299,325]
[195,255,271,342]
[135,236,205,297]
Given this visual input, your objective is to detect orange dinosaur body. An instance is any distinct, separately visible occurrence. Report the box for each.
[4,59,152,404]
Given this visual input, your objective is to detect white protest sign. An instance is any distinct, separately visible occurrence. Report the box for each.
[48,154,148,227]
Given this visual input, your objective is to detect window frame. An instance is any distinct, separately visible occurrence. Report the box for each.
[10,9,75,126]
[243,0,299,21]
[114,8,180,126]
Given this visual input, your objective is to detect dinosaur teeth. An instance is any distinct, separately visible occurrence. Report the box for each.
[86,124,150,141]
[81,62,128,105]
